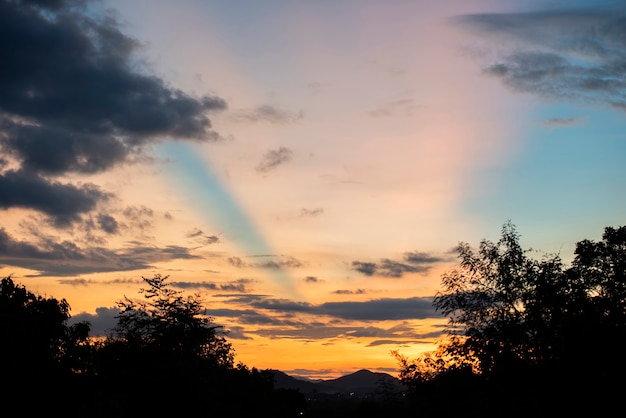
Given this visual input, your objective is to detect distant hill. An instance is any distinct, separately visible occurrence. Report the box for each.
[270,369,405,397]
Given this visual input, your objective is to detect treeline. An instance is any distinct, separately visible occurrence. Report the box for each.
[395,222,626,417]
[1,274,306,417]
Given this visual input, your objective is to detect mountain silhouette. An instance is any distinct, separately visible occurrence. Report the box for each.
[271,369,405,397]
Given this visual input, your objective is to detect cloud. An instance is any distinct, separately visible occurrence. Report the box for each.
[403,251,445,265]
[97,213,119,234]
[0,0,227,224]
[186,228,220,245]
[0,169,110,227]
[227,254,303,269]
[228,256,246,268]
[249,315,443,341]
[79,294,444,340]
[222,325,252,340]
[542,117,581,127]
[352,261,377,276]
[57,277,140,286]
[300,207,324,217]
[231,105,303,124]
[318,297,437,321]
[0,227,200,276]
[456,6,626,110]
[258,256,303,269]
[171,278,255,293]
[222,294,440,321]
[256,147,293,173]
[333,289,366,295]
[69,306,120,337]
[352,251,445,278]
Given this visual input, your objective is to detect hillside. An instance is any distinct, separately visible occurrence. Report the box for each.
[271,369,405,397]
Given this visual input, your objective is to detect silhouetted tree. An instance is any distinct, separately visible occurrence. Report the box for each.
[397,222,626,415]
[0,276,93,411]
[92,274,235,414]
[111,273,234,367]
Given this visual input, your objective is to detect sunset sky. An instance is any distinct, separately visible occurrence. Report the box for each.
[1,0,625,380]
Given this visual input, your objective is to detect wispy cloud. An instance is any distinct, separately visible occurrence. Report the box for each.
[456,6,626,110]
[0,227,200,276]
[172,278,255,293]
[368,98,420,118]
[352,251,446,278]
[219,294,440,321]
[256,147,293,173]
[301,208,324,217]
[186,228,220,245]
[231,105,303,124]
[542,116,582,127]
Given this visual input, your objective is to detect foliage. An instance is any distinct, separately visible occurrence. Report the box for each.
[397,222,626,414]
[0,275,93,410]
[110,273,234,368]
[0,275,91,372]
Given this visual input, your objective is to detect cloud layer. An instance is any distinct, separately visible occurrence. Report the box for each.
[457,7,626,109]
[0,0,226,225]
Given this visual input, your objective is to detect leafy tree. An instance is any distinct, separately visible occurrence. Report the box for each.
[0,275,93,410]
[431,221,569,378]
[93,274,242,415]
[110,273,234,368]
[397,222,626,415]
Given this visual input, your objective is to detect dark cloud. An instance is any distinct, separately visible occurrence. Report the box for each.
[57,277,139,286]
[228,256,246,268]
[367,339,431,347]
[206,308,289,326]
[404,251,445,265]
[352,251,445,278]
[319,297,437,321]
[231,105,303,124]
[0,0,227,223]
[352,261,377,276]
[224,294,439,321]
[172,278,254,293]
[79,294,444,339]
[378,258,428,278]
[250,316,442,341]
[0,227,199,276]
[256,147,293,173]
[456,7,626,110]
[305,276,318,283]
[333,289,366,295]
[251,298,315,313]
[186,228,220,245]
[0,169,109,227]
[97,213,119,234]
[68,306,120,337]
[222,325,252,340]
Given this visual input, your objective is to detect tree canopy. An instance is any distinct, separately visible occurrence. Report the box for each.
[1,274,305,417]
[110,273,234,368]
[397,221,626,415]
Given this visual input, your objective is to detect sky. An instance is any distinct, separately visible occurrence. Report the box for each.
[1,0,625,380]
